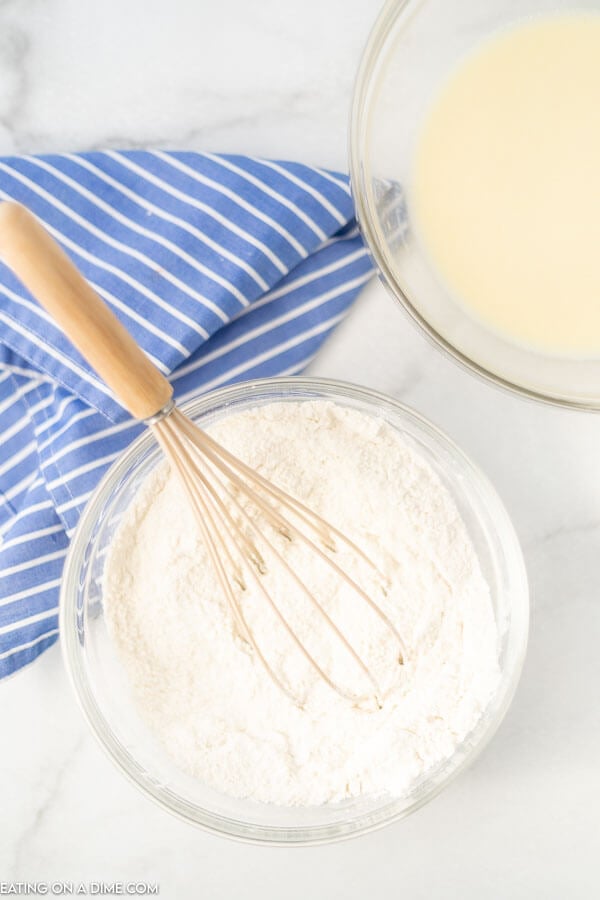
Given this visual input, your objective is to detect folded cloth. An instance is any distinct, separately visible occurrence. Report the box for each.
[0,150,373,679]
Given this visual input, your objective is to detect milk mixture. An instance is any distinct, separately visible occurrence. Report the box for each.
[104,400,500,806]
[411,14,600,356]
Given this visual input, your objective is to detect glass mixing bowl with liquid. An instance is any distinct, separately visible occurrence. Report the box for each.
[350,0,600,409]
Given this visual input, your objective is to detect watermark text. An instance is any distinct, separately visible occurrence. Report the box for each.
[0,884,159,896]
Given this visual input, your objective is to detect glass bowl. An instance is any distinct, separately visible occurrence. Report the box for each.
[350,0,600,409]
[60,377,529,845]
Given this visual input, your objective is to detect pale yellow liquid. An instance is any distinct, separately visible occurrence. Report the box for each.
[411,14,600,356]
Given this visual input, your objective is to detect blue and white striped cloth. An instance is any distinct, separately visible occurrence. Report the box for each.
[0,150,373,679]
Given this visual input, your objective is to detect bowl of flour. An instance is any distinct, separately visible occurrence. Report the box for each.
[60,377,528,844]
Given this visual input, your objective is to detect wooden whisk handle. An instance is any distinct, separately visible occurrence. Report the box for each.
[0,201,173,421]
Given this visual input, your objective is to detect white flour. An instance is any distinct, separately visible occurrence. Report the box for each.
[105,400,500,806]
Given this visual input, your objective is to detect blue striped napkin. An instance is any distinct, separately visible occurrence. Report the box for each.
[0,150,373,679]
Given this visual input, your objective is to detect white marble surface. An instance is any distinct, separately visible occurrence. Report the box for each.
[1,1,599,897]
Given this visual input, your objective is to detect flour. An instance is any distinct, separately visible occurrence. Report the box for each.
[104,400,500,806]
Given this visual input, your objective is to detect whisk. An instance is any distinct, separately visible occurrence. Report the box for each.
[0,202,405,707]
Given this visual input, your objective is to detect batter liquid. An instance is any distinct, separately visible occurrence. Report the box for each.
[411,14,600,356]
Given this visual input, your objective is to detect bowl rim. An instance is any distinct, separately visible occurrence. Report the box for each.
[348,0,600,412]
[60,375,529,845]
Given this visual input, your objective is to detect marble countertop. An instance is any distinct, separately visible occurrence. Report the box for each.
[1,1,598,897]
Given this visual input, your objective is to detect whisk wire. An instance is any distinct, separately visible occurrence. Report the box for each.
[156,421,300,704]
[175,412,376,565]
[173,409,406,661]
[153,409,406,706]
[157,414,382,705]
